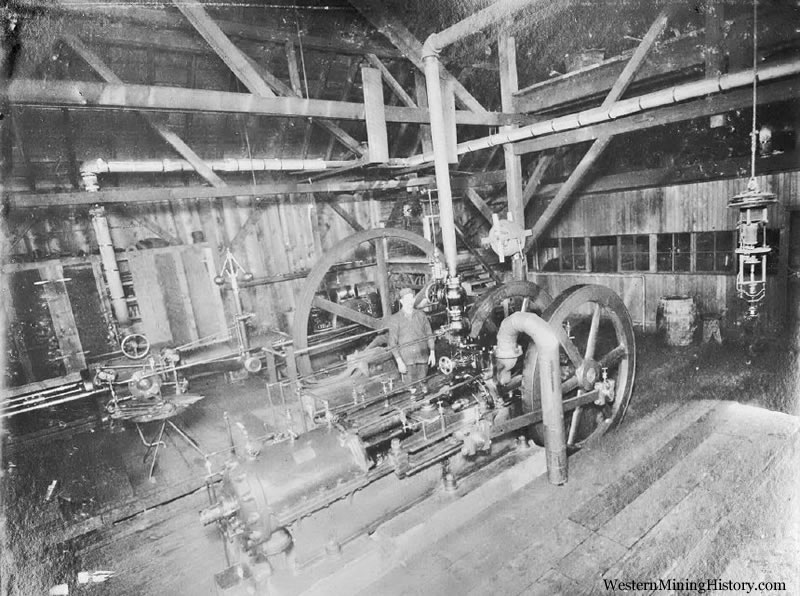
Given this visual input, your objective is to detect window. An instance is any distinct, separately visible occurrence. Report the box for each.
[560,237,587,271]
[696,231,735,272]
[657,233,691,272]
[620,235,650,271]
[591,236,617,272]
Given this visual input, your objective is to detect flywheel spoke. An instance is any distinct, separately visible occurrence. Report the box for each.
[584,302,601,361]
[553,324,583,369]
[599,344,628,369]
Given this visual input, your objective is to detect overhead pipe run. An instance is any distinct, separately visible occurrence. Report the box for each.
[422,0,544,275]
[80,157,355,190]
[495,311,566,485]
[402,60,800,169]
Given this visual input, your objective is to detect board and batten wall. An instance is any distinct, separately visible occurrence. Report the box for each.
[531,170,799,331]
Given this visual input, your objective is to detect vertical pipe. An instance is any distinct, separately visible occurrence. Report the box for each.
[423,54,459,276]
[495,312,566,485]
[89,205,130,330]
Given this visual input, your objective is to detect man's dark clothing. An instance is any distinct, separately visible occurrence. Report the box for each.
[387,308,434,381]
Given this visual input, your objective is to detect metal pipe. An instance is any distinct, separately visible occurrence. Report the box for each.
[399,59,800,168]
[89,205,131,330]
[420,0,542,274]
[424,0,544,56]
[495,312,566,485]
[81,157,352,179]
[422,54,459,275]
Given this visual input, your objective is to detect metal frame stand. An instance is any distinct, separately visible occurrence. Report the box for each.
[136,419,206,482]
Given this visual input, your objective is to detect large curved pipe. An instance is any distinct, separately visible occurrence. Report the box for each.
[495,311,566,485]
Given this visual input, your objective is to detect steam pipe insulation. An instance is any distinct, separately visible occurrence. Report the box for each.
[81,157,353,177]
[399,59,800,168]
[495,311,566,485]
[421,0,544,275]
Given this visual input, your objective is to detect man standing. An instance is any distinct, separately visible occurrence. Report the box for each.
[387,287,436,382]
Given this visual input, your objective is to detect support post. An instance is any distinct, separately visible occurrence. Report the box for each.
[361,65,390,163]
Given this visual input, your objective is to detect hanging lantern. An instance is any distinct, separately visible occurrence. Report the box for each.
[728,179,776,319]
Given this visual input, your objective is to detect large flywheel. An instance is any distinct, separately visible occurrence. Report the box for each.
[467,280,554,345]
[293,228,438,377]
[526,284,636,449]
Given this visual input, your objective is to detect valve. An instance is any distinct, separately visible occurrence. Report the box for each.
[593,367,616,406]
[480,213,532,263]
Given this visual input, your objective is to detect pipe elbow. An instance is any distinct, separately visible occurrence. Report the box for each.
[80,158,106,176]
[422,34,441,59]
[496,311,559,356]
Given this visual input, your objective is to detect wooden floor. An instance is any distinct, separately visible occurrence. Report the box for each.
[4,386,799,595]
[311,399,800,596]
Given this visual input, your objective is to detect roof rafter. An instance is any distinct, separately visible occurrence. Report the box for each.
[50,1,403,59]
[349,0,487,113]
[62,34,227,188]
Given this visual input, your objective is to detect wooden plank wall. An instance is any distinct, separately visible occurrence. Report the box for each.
[3,195,384,340]
[535,170,799,329]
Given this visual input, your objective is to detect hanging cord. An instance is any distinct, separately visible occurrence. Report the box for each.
[749,0,759,182]
[295,8,310,98]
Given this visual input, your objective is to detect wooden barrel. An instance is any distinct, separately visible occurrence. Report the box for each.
[656,296,698,347]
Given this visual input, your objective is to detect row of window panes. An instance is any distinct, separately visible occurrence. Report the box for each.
[541,230,778,273]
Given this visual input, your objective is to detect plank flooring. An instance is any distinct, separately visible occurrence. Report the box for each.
[355,400,799,596]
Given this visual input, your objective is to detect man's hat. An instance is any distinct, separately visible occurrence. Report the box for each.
[398,287,414,298]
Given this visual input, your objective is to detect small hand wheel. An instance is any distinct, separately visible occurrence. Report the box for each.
[438,356,455,375]
[120,333,151,360]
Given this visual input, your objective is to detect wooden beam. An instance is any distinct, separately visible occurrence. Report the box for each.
[4,79,520,125]
[522,151,558,209]
[414,71,433,155]
[242,55,365,158]
[348,0,487,113]
[174,1,276,98]
[528,8,675,245]
[62,34,226,188]
[9,108,36,191]
[302,58,333,159]
[326,58,360,160]
[512,78,798,156]
[499,29,524,226]
[464,188,494,225]
[285,41,303,96]
[362,66,390,163]
[53,3,403,59]
[1,104,13,181]
[365,54,417,108]
[59,108,81,189]
[6,173,511,207]
[514,33,705,114]
[327,195,365,232]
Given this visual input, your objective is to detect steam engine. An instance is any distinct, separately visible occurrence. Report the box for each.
[199,336,509,582]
